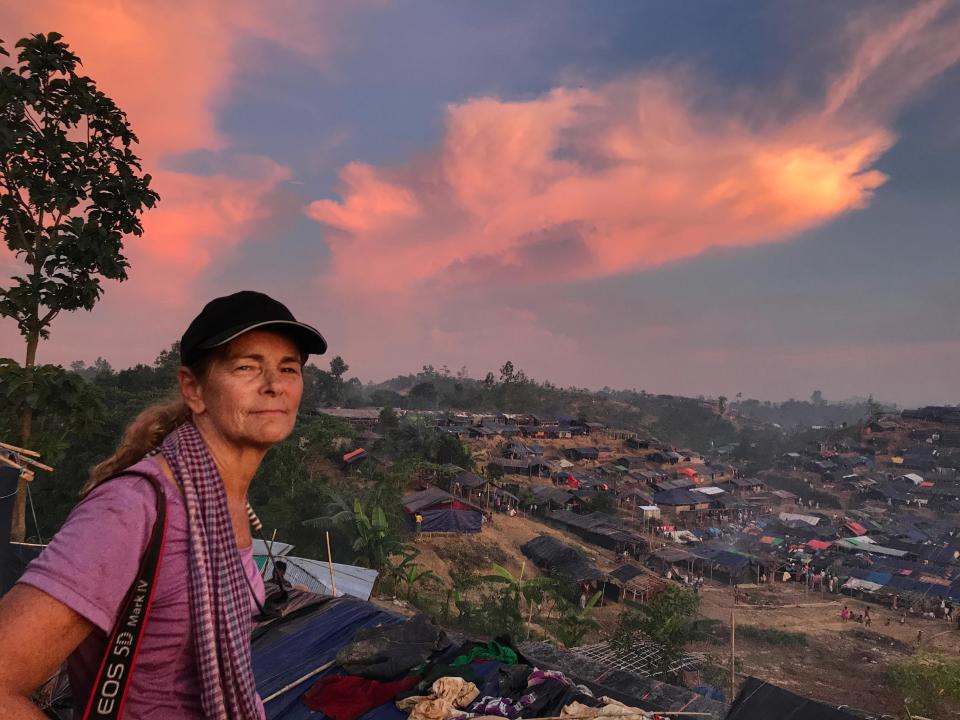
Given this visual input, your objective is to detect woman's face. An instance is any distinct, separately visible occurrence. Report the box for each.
[181,329,304,450]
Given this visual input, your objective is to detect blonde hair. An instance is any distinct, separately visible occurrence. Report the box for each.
[83,349,224,494]
[84,397,191,494]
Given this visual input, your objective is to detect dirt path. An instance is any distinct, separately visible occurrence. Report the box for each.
[695,581,960,714]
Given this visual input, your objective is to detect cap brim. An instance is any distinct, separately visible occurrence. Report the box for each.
[198,320,327,356]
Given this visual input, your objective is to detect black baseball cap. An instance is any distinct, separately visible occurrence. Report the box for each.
[180,291,327,366]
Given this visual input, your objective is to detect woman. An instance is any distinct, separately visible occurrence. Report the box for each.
[0,291,326,719]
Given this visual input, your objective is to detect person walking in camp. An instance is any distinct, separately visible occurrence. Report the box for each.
[841,605,850,622]
[0,291,326,719]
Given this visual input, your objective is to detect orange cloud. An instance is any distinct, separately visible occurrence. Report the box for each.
[306,1,957,297]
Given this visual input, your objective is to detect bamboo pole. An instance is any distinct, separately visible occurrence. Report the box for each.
[18,455,54,473]
[0,454,24,471]
[260,528,278,578]
[325,531,337,596]
[730,607,736,699]
[261,659,336,703]
[0,441,40,457]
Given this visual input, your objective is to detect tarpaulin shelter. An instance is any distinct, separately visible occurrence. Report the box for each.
[260,555,378,601]
[545,510,649,554]
[521,534,605,583]
[252,596,403,720]
[605,564,664,603]
[401,486,482,534]
[726,676,862,719]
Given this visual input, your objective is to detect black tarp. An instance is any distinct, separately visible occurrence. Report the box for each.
[726,676,862,720]
[419,506,481,534]
[609,564,644,584]
[521,535,605,582]
[0,466,19,595]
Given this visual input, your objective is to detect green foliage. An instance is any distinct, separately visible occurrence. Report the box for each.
[886,652,960,718]
[378,406,399,428]
[612,585,700,677]
[545,589,602,648]
[0,358,106,539]
[384,416,473,468]
[699,653,744,701]
[588,491,617,515]
[448,566,526,638]
[481,563,556,612]
[302,488,405,575]
[0,33,159,347]
[737,624,808,647]
[0,359,103,455]
[386,549,441,600]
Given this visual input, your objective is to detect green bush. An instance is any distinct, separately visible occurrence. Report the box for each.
[886,652,960,718]
[738,625,808,647]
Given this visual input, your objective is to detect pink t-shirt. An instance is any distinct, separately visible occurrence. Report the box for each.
[19,457,266,719]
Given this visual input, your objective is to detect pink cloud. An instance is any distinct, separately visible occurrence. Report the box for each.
[307,2,959,299]
[0,1,351,360]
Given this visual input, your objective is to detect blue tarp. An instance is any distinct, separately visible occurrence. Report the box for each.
[253,597,401,720]
[864,571,892,586]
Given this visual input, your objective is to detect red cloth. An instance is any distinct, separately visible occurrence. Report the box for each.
[303,674,420,720]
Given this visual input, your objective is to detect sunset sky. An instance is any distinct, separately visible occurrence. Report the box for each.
[1,1,958,406]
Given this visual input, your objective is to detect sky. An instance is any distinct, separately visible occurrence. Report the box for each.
[1,0,958,407]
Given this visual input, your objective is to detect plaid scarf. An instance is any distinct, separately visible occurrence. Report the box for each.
[161,423,261,719]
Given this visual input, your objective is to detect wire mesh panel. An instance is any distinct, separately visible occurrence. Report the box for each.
[571,640,700,677]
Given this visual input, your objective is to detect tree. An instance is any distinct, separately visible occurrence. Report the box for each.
[548,589,602,647]
[378,406,399,429]
[303,493,404,575]
[329,356,349,381]
[499,360,515,383]
[433,432,473,468]
[717,396,727,415]
[612,585,700,678]
[482,563,556,630]
[0,33,159,538]
[409,381,438,407]
[589,491,617,515]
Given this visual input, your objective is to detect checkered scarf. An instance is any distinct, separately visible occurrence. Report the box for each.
[161,423,261,719]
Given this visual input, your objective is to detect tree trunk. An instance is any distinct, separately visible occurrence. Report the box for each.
[10,334,39,542]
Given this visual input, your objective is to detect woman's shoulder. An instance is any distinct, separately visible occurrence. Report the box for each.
[18,457,174,633]
[84,456,179,507]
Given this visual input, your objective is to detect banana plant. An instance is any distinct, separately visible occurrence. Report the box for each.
[481,563,557,613]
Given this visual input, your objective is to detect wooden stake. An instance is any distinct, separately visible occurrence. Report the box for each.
[325,531,337,596]
[730,607,736,699]
[260,528,279,578]
[0,441,41,458]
